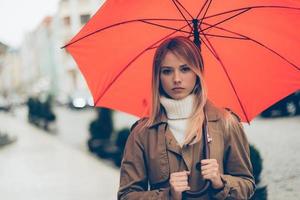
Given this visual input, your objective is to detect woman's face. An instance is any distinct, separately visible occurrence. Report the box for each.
[160,51,197,100]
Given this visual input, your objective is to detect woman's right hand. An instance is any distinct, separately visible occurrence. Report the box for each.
[169,171,190,200]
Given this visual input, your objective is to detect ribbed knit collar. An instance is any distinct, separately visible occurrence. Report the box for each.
[160,94,195,120]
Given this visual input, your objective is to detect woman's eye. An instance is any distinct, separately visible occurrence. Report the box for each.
[181,67,191,72]
[161,69,172,75]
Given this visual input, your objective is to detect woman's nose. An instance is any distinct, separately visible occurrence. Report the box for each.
[173,70,182,83]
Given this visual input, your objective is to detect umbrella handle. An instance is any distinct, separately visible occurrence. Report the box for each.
[182,113,210,198]
[182,181,210,199]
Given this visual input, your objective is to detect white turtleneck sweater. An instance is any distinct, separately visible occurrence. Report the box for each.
[160,94,195,146]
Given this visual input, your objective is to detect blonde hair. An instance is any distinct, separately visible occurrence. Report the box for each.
[144,36,208,145]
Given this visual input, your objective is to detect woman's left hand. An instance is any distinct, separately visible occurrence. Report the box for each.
[201,159,224,189]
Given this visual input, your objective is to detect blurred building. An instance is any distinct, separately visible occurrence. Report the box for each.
[0,42,8,56]
[0,42,9,94]
[0,42,22,97]
[53,0,105,105]
[19,0,105,104]
[0,42,8,89]
[20,17,56,97]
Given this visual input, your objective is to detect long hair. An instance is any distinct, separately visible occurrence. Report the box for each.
[144,36,208,145]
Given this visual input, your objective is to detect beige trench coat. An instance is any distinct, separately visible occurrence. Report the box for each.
[118,100,255,200]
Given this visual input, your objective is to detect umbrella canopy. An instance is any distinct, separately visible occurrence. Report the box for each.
[65,0,300,122]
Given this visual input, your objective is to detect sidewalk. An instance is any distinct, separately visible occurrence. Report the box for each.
[2,108,299,200]
[0,111,119,200]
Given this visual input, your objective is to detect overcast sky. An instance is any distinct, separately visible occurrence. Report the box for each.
[0,0,60,48]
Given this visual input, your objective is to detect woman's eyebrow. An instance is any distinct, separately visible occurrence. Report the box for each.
[179,64,188,67]
[160,66,172,69]
[161,64,188,68]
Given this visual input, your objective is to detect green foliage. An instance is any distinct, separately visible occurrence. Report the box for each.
[249,144,263,184]
[89,108,113,140]
[116,128,130,149]
[249,144,268,200]
[27,95,56,127]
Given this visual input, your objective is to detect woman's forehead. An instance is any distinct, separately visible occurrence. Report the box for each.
[160,51,189,67]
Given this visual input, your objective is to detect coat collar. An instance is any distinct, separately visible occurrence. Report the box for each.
[148,99,222,129]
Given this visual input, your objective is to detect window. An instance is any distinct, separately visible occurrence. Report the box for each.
[80,14,90,25]
[63,16,71,26]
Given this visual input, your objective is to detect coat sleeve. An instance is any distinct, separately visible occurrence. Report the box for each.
[211,113,256,200]
[117,120,171,200]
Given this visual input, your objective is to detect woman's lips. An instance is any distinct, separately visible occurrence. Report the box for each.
[172,87,184,92]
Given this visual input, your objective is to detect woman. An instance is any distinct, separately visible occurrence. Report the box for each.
[118,36,255,200]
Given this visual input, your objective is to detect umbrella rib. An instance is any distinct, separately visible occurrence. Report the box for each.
[201,8,250,33]
[202,5,300,21]
[170,0,193,31]
[139,18,188,21]
[62,18,188,48]
[173,0,194,19]
[203,22,300,71]
[196,0,213,22]
[201,33,250,122]
[140,20,191,34]
[94,23,192,106]
[201,33,247,40]
[199,35,218,59]
[188,33,217,57]
[199,6,300,36]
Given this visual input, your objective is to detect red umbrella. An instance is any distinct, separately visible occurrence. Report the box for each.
[64,0,300,122]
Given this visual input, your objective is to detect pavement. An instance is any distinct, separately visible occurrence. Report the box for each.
[0,109,120,200]
[244,116,300,200]
[0,106,299,200]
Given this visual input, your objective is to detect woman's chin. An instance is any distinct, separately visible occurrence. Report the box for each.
[171,93,188,100]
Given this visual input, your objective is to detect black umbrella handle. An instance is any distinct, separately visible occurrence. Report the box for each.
[182,113,210,199]
[182,181,210,199]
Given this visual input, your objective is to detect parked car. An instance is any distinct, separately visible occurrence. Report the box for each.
[261,90,300,118]
[0,132,17,147]
[68,90,94,109]
[0,96,12,112]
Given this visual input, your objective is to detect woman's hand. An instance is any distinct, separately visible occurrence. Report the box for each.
[201,159,224,189]
[169,170,190,200]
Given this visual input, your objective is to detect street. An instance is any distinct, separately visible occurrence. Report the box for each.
[244,116,300,200]
[0,107,119,200]
[0,106,299,200]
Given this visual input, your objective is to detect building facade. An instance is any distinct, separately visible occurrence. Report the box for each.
[20,0,105,104]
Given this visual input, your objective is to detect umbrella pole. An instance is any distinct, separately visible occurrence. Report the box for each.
[192,19,201,49]
[182,111,211,199]
[192,19,205,70]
